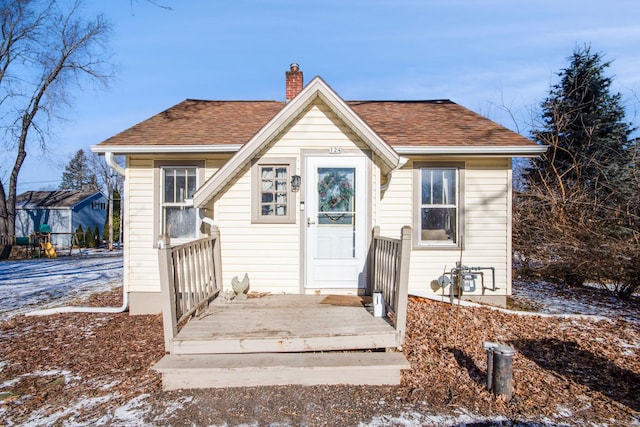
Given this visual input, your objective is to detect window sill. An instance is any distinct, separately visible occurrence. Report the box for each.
[251,219,296,225]
[415,242,461,250]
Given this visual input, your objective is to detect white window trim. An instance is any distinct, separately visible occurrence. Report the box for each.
[413,161,465,250]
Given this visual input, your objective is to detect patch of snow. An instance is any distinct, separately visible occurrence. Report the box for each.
[554,405,573,418]
[0,255,123,321]
[152,395,193,421]
[93,394,152,426]
[361,410,522,427]
[512,280,640,324]
[21,394,112,427]
[0,376,20,389]
[97,380,120,391]
[411,289,612,322]
[0,369,82,394]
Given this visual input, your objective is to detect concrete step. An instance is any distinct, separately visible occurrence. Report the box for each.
[153,351,411,390]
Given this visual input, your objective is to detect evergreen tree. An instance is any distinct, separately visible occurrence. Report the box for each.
[60,149,99,191]
[93,225,100,247]
[515,45,639,298]
[84,226,95,248]
[102,189,121,242]
[76,224,85,247]
[526,46,633,191]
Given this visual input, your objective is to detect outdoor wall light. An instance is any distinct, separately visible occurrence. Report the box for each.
[291,175,301,192]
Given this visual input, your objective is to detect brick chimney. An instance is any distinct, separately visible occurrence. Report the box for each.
[285,63,303,101]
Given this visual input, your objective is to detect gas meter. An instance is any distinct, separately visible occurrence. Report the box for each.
[436,261,496,302]
[458,271,477,293]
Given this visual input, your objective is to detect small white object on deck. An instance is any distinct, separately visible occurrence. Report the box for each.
[373,291,386,318]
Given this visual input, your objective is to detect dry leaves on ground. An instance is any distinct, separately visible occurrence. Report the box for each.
[0,289,638,425]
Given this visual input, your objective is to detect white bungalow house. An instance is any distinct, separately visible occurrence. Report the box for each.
[92,64,545,316]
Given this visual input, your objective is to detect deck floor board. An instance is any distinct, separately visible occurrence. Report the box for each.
[172,294,399,353]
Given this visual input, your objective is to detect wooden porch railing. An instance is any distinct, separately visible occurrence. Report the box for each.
[371,225,411,346]
[157,226,223,352]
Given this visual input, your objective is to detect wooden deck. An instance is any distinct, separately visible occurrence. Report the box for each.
[153,294,410,389]
[171,294,400,354]
[154,228,412,389]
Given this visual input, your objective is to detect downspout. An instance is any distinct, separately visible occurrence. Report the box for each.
[26,292,130,316]
[105,151,125,176]
[28,151,129,317]
[380,157,408,192]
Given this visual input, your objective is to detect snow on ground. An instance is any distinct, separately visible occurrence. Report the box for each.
[0,252,123,321]
[512,280,640,324]
[1,255,638,426]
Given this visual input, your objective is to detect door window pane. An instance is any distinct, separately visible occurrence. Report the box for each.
[316,167,356,257]
[317,167,355,216]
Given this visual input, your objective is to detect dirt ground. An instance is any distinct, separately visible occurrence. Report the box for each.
[1,285,639,426]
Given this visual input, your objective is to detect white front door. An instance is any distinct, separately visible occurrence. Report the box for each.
[305,156,367,289]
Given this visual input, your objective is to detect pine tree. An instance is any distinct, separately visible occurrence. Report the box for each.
[526,46,633,192]
[93,225,100,247]
[515,45,639,298]
[60,149,99,191]
[84,227,95,248]
[76,225,85,247]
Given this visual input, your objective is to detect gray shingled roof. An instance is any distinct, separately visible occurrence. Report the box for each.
[16,190,100,209]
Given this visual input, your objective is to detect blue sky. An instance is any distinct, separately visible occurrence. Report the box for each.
[10,0,640,192]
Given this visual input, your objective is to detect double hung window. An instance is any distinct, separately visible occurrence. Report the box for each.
[161,166,198,240]
[415,163,463,247]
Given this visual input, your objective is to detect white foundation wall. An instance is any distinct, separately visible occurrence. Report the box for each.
[215,100,371,293]
[376,157,512,299]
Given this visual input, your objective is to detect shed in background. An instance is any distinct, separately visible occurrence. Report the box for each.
[15,190,107,248]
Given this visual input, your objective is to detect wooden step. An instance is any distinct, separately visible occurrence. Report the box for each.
[153,351,411,390]
[171,330,399,354]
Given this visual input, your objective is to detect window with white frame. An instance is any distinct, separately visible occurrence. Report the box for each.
[415,164,462,247]
[251,158,296,223]
[161,166,198,240]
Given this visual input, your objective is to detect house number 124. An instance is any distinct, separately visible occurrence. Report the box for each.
[329,147,342,154]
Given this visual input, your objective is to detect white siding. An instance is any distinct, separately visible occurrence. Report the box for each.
[122,98,514,303]
[215,100,371,293]
[376,157,512,298]
[123,154,230,294]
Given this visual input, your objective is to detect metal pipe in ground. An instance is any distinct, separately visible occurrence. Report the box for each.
[482,341,515,401]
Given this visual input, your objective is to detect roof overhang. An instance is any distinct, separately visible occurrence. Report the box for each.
[394,145,548,157]
[192,77,400,208]
[90,144,243,154]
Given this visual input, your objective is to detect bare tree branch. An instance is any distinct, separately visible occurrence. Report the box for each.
[0,0,112,258]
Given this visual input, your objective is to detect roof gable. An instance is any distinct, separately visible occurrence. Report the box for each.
[192,77,400,208]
